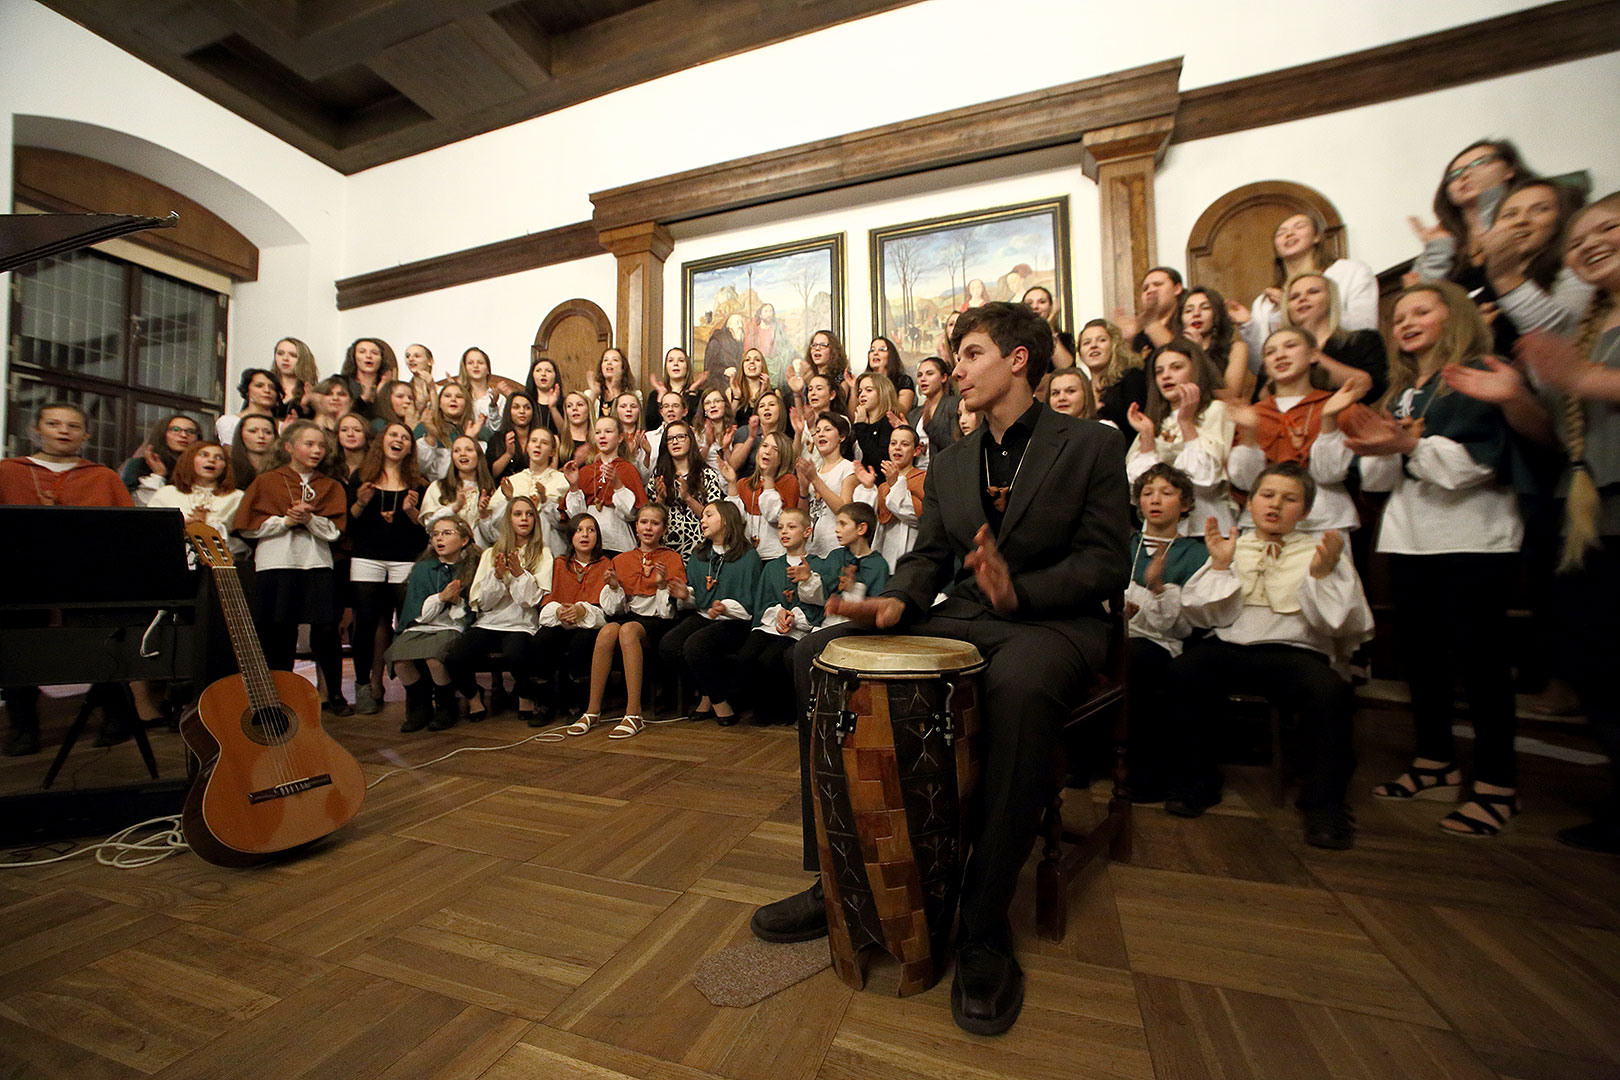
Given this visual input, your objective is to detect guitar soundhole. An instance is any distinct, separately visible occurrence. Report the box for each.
[240,705,299,746]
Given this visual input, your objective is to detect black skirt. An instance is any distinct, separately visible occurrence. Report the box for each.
[255,567,339,625]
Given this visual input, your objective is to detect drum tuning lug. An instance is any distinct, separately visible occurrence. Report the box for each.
[939,711,955,746]
[836,710,857,738]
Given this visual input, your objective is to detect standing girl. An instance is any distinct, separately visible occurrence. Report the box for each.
[1235,209,1379,361]
[504,427,570,555]
[613,393,656,478]
[1047,369,1096,420]
[524,357,566,433]
[1351,281,1527,836]
[459,496,554,725]
[151,441,246,555]
[488,391,538,479]
[909,355,960,466]
[217,368,280,446]
[727,387,792,478]
[657,500,761,726]
[311,377,354,435]
[1228,328,1378,533]
[1125,340,1236,534]
[458,347,506,433]
[869,425,926,572]
[649,420,726,558]
[386,516,478,733]
[421,434,506,547]
[346,422,427,715]
[1079,318,1147,433]
[694,388,735,474]
[722,431,800,558]
[867,336,917,413]
[590,504,688,738]
[330,412,372,485]
[850,372,900,467]
[560,390,594,466]
[233,420,350,716]
[271,336,319,420]
[728,348,772,427]
[122,413,201,504]
[230,414,283,483]
[648,346,703,427]
[587,347,637,419]
[402,343,438,420]
[1179,286,1251,402]
[340,337,398,418]
[1281,273,1389,403]
[796,413,858,557]
[536,514,615,726]
[416,381,479,479]
[563,415,648,555]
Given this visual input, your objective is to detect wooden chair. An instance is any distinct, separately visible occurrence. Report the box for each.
[1035,595,1132,941]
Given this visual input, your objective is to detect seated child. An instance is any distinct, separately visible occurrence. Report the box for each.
[536,514,615,731]
[386,516,479,733]
[457,496,553,725]
[658,500,762,727]
[735,508,825,726]
[592,504,688,739]
[1166,461,1374,849]
[1123,464,1208,803]
[808,502,889,629]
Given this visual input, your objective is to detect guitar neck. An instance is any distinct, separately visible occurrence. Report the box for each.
[213,567,282,712]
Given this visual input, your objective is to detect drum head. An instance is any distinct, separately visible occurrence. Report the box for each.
[815,634,984,676]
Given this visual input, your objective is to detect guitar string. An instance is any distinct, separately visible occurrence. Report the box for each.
[217,560,294,789]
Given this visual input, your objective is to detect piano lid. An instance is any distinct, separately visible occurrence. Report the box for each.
[0,211,178,274]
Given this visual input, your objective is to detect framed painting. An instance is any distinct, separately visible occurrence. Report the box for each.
[870,197,1070,368]
[682,234,845,381]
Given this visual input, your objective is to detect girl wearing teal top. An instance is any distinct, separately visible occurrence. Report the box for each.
[658,500,762,726]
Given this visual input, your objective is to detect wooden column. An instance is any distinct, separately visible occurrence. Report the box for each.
[1081,116,1175,316]
[598,221,674,388]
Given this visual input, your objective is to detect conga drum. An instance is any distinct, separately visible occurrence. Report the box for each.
[809,635,985,996]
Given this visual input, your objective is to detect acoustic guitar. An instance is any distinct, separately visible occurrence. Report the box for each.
[180,521,365,866]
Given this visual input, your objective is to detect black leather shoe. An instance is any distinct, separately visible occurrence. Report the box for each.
[951,939,1024,1036]
[750,881,828,943]
[1304,804,1355,850]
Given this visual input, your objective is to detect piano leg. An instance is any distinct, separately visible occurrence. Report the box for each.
[40,684,161,790]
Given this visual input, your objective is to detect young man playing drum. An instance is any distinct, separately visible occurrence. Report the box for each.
[753,301,1131,1035]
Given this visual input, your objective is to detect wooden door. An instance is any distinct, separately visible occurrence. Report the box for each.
[532,298,612,395]
[1185,181,1346,308]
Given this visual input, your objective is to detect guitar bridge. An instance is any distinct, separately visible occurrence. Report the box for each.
[248,774,333,804]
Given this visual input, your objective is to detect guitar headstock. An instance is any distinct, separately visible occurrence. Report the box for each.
[185,520,236,569]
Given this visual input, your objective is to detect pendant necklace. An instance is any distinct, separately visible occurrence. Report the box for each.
[984,443,1029,514]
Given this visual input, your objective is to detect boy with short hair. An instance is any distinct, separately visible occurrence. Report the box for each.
[1166,460,1373,849]
[0,402,135,755]
[809,502,888,629]
[855,425,927,573]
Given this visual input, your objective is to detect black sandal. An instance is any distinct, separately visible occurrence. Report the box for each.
[1440,790,1518,837]
[1372,762,1461,801]
[466,688,488,723]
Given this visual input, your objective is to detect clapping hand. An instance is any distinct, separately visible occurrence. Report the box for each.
[1407,215,1453,246]
[707,601,727,619]
[1518,330,1590,394]
[837,563,857,594]
[962,525,1017,614]
[1225,297,1252,326]
[1342,414,1420,457]
[854,462,877,488]
[286,499,313,526]
[1172,382,1202,421]
[1144,541,1169,595]
[1310,530,1345,579]
[880,458,901,484]
[786,559,810,583]
[140,443,166,477]
[1126,402,1157,444]
[355,481,377,508]
[603,567,622,592]
[439,578,463,603]
[1440,355,1523,405]
[1204,516,1239,571]
[775,609,794,635]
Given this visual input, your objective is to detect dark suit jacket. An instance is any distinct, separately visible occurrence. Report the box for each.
[883,405,1131,669]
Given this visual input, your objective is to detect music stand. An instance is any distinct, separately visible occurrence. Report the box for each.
[0,508,200,788]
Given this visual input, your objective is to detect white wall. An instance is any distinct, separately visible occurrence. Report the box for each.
[0,0,344,433]
[1156,52,1620,300]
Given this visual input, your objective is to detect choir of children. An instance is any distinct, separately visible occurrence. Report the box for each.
[6,152,1615,858]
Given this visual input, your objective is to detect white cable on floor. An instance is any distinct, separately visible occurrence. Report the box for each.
[0,814,189,869]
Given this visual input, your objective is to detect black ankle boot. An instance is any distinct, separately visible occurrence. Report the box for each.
[750,881,828,943]
[428,683,460,730]
[400,680,433,733]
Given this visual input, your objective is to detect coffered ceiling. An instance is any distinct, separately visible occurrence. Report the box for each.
[36,0,922,174]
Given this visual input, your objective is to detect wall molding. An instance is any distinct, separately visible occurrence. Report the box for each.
[332,0,1620,309]
[1172,0,1620,144]
[334,221,604,310]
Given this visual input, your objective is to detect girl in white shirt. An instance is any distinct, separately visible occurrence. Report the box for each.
[458,496,553,726]
[421,435,506,547]
[1125,339,1236,535]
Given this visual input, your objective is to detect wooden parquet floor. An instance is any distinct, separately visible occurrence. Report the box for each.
[2,680,1619,1080]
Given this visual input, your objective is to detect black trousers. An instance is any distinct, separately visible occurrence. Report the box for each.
[1167,639,1355,809]
[791,615,1093,941]
[456,626,538,697]
[1557,536,1620,822]
[529,625,599,689]
[736,629,798,723]
[350,581,405,688]
[1125,637,1176,797]
[1388,553,1518,786]
[659,615,751,704]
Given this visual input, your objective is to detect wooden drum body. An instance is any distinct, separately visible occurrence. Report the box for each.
[809,635,985,996]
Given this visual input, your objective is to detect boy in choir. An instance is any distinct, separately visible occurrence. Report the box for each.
[755,302,1130,1036]
[854,425,927,572]
[1165,461,1373,850]
[734,507,825,726]
[0,402,134,755]
[1123,463,1208,803]
[807,502,888,628]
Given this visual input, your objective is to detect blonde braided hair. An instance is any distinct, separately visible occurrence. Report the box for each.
[1559,288,1617,571]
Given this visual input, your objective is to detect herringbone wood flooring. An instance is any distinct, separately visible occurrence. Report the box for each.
[2,679,1618,1080]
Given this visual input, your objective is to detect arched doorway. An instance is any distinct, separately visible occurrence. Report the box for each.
[532,299,612,396]
[1185,181,1347,311]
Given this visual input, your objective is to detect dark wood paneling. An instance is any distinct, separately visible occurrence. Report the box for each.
[334,221,605,310]
[1173,0,1620,145]
[12,147,259,281]
[589,59,1183,233]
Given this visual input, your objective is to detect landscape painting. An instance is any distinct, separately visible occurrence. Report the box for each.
[870,198,1070,367]
[682,234,844,381]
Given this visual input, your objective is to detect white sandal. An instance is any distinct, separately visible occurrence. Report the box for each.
[608,714,644,740]
[565,712,600,736]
